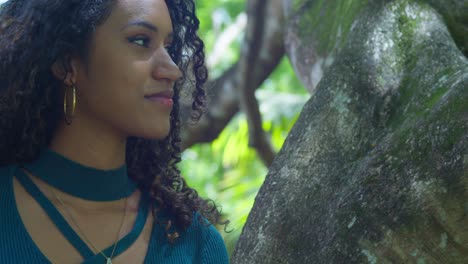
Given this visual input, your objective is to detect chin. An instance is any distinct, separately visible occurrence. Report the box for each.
[126,125,169,140]
[150,126,172,140]
[126,119,171,140]
[139,129,171,140]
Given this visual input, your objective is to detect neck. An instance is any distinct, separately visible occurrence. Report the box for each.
[50,116,127,170]
[21,146,137,202]
[24,111,139,201]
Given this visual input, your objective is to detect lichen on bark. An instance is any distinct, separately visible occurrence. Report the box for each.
[232,0,467,263]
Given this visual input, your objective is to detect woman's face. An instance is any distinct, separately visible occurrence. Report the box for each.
[68,0,181,140]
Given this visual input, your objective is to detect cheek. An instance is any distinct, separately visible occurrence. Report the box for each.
[78,49,147,122]
[75,35,170,138]
[93,48,138,91]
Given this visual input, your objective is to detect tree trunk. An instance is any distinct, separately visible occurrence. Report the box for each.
[231,0,467,263]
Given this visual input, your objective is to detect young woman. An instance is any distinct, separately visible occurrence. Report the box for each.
[0,0,229,263]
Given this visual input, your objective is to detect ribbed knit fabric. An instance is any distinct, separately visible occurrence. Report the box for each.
[0,165,229,263]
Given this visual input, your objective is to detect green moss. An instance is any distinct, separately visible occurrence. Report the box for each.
[423,0,468,56]
[424,85,448,109]
[293,0,369,55]
[387,1,452,130]
[387,61,421,130]
[394,1,419,61]
[428,87,467,151]
[441,2,468,55]
[388,74,466,168]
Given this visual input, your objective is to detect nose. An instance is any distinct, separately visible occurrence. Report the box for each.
[151,48,182,82]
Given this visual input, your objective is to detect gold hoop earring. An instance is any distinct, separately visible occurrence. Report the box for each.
[64,84,76,125]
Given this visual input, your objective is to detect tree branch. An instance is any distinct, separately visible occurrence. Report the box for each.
[237,0,284,167]
[180,0,285,153]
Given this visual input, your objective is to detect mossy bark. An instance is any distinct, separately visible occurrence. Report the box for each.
[232,0,467,263]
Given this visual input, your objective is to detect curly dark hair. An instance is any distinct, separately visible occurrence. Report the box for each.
[0,0,225,241]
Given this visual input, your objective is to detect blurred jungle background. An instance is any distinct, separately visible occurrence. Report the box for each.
[2,0,465,262]
[179,0,308,255]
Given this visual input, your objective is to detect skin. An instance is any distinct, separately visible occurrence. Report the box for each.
[13,0,181,262]
[51,0,181,170]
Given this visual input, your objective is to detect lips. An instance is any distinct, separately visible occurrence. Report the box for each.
[144,90,174,107]
[144,90,174,99]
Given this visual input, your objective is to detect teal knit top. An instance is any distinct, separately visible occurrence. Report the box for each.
[0,164,229,263]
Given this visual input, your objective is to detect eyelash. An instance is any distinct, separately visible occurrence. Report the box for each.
[128,35,151,48]
[128,35,172,51]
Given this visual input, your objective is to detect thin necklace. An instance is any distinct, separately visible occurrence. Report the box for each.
[49,187,128,264]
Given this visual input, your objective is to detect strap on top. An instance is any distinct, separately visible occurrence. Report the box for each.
[14,165,150,262]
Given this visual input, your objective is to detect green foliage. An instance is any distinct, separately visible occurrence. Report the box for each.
[195,0,246,77]
[294,0,369,55]
[180,58,308,254]
[180,0,309,256]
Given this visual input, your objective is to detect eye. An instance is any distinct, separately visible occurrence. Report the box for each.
[127,36,151,48]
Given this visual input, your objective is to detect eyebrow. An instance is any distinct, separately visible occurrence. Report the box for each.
[121,20,174,39]
[121,20,158,32]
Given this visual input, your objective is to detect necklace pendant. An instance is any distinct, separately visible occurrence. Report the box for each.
[106,258,112,264]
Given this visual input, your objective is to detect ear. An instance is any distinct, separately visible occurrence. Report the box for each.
[51,55,80,86]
